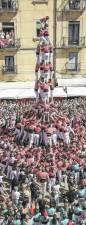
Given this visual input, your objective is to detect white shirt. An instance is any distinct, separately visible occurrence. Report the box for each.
[53,184,60,192]
[12,190,20,200]
[0,176,3,183]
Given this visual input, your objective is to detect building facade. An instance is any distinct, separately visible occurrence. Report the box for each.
[0,0,86,82]
[56,0,86,78]
[0,0,53,81]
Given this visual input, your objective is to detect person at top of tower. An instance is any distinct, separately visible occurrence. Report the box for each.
[40,16,49,23]
[40,16,49,31]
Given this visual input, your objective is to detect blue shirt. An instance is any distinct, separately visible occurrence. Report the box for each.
[79,189,86,197]
[60,218,69,225]
[72,164,79,172]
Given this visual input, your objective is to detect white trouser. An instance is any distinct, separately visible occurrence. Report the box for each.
[63,132,70,144]
[48,135,52,147]
[41,52,44,61]
[12,199,19,205]
[55,193,59,206]
[40,90,44,102]
[40,91,49,104]
[49,52,53,62]
[43,113,49,122]
[59,132,63,140]
[62,174,68,188]
[49,177,56,192]
[52,133,57,146]
[44,52,49,64]
[44,72,49,81]
[40,70,44,78]
[0,163,6,171]
[45,96,49,104]
[44,92,49,104]
[57,130,60,140]
[35,90,39,102]
[29,133,34,148]
[7,165,12,179]
[36,55,40,64]
[50,71,53,79]
[57,170,62,183]
[74,172,79,185]
[22,132,28,144]
[41,181,47,195]
[34,133,39,146]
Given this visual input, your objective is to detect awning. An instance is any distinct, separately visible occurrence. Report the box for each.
[17,89,36,99]
[53,88,67,98]
[0,87,85,99]
[0,89,36,99]
[0,89,19,99]
[67,87,86,97]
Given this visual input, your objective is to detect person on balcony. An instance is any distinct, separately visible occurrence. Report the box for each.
[0,30,5,48]
[0,30,5,39]
[12,0,16,9]
[8,0,11,8]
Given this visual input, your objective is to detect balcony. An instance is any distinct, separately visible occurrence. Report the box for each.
[59,36,85,49]
[32,0,48,4]
[2,65,17,74]
[65,62,80,72]
[0,38,20,50]
[0,0,18,13]
[64,0,86,12]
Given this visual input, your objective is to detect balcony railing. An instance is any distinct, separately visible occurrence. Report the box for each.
[60,36,85,48]
[65,62,80,72]
[0,0,18,12]
[32,0,48,4]
[2,65,17,74]
[64,0,86,11]
[0,38,20,49]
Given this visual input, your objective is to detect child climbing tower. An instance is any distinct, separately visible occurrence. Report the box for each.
[34,16,54,104]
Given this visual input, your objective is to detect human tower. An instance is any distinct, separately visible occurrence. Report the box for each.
[34,16,54,103]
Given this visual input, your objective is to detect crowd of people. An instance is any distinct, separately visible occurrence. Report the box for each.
[0,30,15,48]
[0,97,86,225]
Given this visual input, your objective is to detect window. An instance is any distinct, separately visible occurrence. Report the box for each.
[68,53,78,71]
[2,22,14,35]
[69,0,80,10]
[1,0,11,8]
[5,56,15,72]
[0,0,18,10]
[68,21,80,45]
